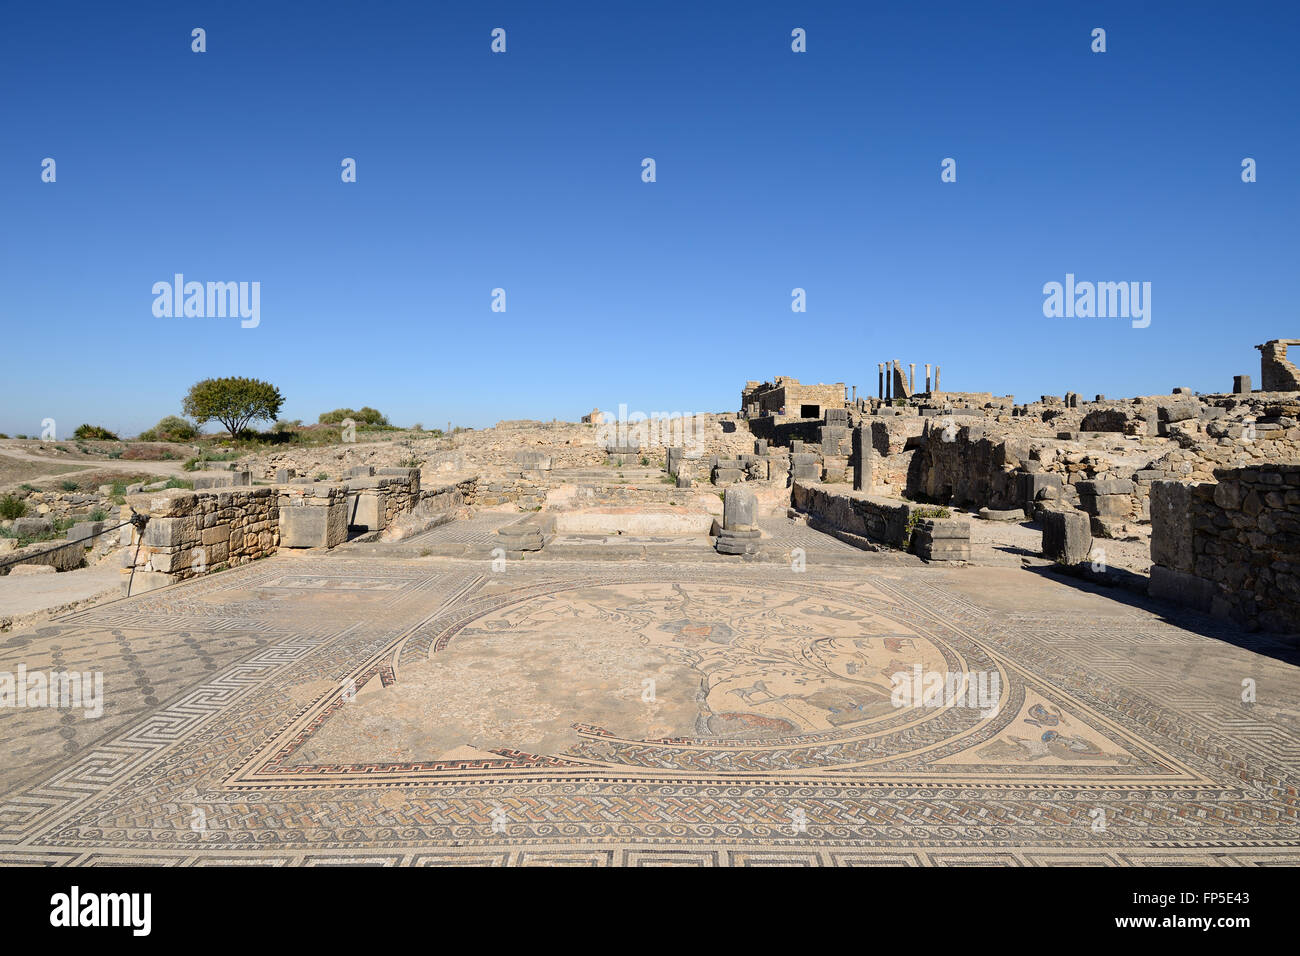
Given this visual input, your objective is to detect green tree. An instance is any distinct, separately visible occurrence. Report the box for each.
[182,377,284,437]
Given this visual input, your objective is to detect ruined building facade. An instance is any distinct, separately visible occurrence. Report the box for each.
[741,377,847,420]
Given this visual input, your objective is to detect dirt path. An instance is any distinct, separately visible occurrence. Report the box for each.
[0,445,191,491]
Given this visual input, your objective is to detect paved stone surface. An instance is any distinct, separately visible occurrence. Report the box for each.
[0,527,1297,866]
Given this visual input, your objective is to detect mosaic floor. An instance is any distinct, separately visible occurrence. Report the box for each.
[1,521,1298,865]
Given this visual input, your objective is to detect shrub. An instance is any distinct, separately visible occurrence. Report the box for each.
[60,480,79,491]
[183,377,284,437]
[139,415,199,443]
[183,450,241,471]
[318,406,390,426]
[0,496,27,520]
[73,424,119,441]
[89,509,108,522]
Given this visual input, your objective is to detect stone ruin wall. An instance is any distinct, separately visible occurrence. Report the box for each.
[1256,340,1300,392]
[888,393,1300,538]
[119,487,280,593]
[1150,464,1300,633]
[115,471,452,592]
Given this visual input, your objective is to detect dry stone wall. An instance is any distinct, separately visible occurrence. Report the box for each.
[1150,464,1300,634]
[119,487,279,593]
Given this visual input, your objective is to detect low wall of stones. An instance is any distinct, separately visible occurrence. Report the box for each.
[119,487,279,593]
[343,468,421,531]
[0,538,86,576]
[3,488,117,523]
[473,474,547,508]
[1150,464,1300,634]
[422,476,476,510]
[906,424,1173,538]
[791,480,913,549]
[906,422,1027,508]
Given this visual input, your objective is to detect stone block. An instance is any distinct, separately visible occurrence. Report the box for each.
[201,524,230,547]
[911,518,970,562]
[1233,374,1251,394]
[920,518,970,539]
[149,548,198,574]
[978,507,1025,521]
[143,515,199,548]
[715,528,759,555]
[192,471,251,490]
[280,503,347,549]
[65,520,107,545]
[275,468,296,483]
[667,447,684,475]
[1041,508,1092,565]
[1157,399,1199,423]
[12,516,52,537]
[1079,493,1130,517]
[852,426,874,492]
[1018,472,1062,504]
[120,570,174,595]
[723,486,756,530]
[1150,481,1198,573]
[1075,479,1135,496]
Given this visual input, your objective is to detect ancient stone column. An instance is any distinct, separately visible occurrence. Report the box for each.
[909,364,916,393]
[925,363,931,394]
[852,385,857,403]
[853,425,873,491]
[878,363,885,399]
[884,363,891,401]
[934,366,941,392]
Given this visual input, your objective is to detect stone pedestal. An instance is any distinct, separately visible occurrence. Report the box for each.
[1041,509,1092,565]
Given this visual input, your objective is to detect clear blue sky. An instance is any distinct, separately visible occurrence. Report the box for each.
[2,1,1296,435]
